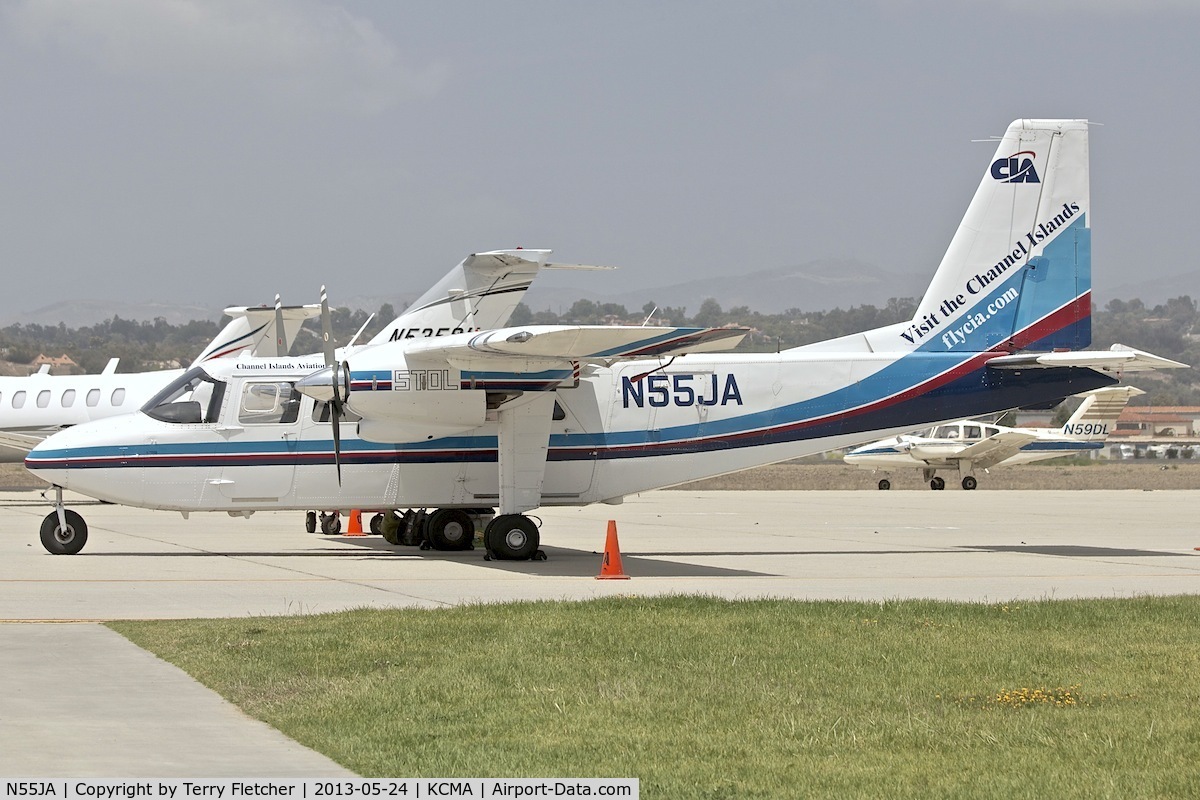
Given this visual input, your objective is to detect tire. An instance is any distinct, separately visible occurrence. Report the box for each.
[320,513,342,535]
[484,514,540,560]
[961,476,978,491]
[930,477,946,491]
[369,513,384,535]
[425,509,475,551]
[878,479,891,490]
[40,510,88,555]
[305,511,317,534]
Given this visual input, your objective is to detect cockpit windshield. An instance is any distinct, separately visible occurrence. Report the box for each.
[142,366,226,424]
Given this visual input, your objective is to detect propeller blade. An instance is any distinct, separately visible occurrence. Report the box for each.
[274,294,286,357]
[320,285,335,367]
[320,285,342,484]
[330,396,343,486]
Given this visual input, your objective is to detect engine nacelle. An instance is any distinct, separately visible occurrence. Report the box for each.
[352,388,487,443]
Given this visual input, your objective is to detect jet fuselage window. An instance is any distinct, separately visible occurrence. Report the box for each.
[13,391,26,409]
[112,388,126,406]
[143,366,227,425]
[239,382,301,425]
[37,390,50,408]
[62,389,76,407]
[86,389,100,407]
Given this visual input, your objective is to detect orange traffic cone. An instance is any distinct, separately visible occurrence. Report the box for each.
[346,509,365,536]
[596,520,630,580]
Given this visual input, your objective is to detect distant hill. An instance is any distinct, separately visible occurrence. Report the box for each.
[8,260,1197,326]
[1098,270,1200,308]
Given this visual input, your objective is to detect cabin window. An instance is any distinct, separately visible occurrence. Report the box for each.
[142,366,226,424]
[311,400,362,424]
[239,382,301,425]
[984,426,999,437]
[13,390,26,409]
[86,389,101,407]
[62,389,76,407]
[37,390,51,408]
[963,425,982,440]
[112,388,126,406]
[932,425,956,438]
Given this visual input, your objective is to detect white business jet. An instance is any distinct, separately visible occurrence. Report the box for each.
[26,120,1187,560]
[844,385,1144,489]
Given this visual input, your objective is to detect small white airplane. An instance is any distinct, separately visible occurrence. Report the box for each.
[0,302,319,461]
[25,119,1188,559]
[843,385,1144,490]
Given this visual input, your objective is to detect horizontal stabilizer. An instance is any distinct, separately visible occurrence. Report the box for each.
[986,345,1188,373]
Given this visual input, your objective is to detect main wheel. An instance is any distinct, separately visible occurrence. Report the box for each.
[930,477,946,490]
[878,478,891,490]
[961,476,978,491]
[484,514,540,560]
[320,513,342,535]
[305,511,317,534]
[370,513,385,535]
[425,509,475,551]
[40,510,88,555]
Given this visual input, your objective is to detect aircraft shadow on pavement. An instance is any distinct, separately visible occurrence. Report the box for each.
[335,537,769,577]
[962,545,1194,558]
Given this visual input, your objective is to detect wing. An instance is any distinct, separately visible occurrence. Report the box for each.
[404,325,749,374]
[950,431,1038,470]
[0,430,48,461]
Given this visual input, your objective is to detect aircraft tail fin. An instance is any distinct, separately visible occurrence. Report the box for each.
[196,303,321,363]
[1061,386,1143,440]
[368,249,552,346]
[900,119,1091,355]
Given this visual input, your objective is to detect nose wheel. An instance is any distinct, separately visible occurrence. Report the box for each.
[40,509,88,555]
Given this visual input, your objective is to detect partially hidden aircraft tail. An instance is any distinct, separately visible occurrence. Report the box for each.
[1060,386,1143,440]
[195,303,320,363]
[899,119,1091,355]
[368,249,551,346]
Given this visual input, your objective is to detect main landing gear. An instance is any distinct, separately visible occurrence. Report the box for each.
[39,486,88,555]
[318,506,546,561]
[921,470,978,491]
[483,514,546,561]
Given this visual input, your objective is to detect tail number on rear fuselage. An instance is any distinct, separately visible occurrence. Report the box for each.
[1063,423,1108,436]
[622,373,743,408]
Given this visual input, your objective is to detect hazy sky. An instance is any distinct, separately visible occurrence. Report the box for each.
[1,0,1197,320]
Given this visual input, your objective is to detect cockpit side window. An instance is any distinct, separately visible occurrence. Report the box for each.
[143,367,227,424]
[239,382,302,425]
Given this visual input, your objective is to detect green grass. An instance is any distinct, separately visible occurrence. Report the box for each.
[109,597,1200,799]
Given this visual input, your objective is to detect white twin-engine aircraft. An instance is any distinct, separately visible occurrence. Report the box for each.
[25,119,1186,558]
[843,385,1144,490]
